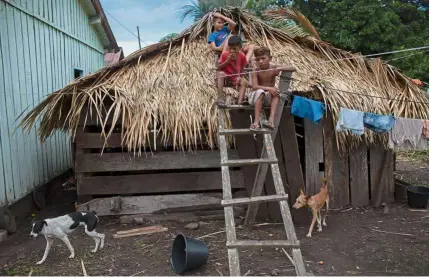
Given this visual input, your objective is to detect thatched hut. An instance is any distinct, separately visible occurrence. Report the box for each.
[21,8,428,220]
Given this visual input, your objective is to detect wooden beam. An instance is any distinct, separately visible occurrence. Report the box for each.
[370,143,390,207]
[89,16,102,25]
[349,142,369,206]
[323,116,349,208]
[278,108,306,213]
[304,118,324,196]
[77,170,245,195]
[387,150,395,202]
[75,150,239,173]
[322,116,335,208]
[76,194,223,216]
[244,71,293,226]
[75,130,206,149]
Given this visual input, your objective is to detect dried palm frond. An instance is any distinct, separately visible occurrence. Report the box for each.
[18,7,428,155]
[264,7,321,40]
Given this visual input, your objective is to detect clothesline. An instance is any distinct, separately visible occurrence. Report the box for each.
[281,76,429,104]
[286,93,429,151]
[283,92,428,121]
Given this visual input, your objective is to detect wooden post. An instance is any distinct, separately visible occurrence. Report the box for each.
[278,107,309,223]
[370,142,391,207]
[322,116,350,208]
[322,116,335,207]
[349,142,369,206]
[304,119,324,196]
[244,71,294,226]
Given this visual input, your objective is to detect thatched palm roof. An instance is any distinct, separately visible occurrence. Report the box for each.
[20,8,428,153]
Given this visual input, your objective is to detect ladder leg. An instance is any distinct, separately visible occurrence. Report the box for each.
[263,121,307,276]
[218,109,241,276]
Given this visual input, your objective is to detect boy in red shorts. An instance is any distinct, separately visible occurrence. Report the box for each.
[216,36,248,107]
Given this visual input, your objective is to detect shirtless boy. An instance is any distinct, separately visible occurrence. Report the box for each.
[246,46,296,131]
[208,11,254,63]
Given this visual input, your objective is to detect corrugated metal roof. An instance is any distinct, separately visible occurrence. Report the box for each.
[104,49,123,66]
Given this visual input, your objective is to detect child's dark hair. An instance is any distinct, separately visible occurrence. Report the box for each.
[254,46,271,57]
[228,36,242,47]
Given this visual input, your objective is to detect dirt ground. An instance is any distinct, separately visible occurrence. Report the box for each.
[0,154,429,276]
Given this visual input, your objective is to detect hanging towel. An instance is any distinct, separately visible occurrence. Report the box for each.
[291,96,326,124]
[335,107,365,135]
[423,120,429,139]
[388,118,427,150]
[363,112,396,133]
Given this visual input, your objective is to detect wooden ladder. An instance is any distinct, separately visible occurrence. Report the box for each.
[216,72,307,276]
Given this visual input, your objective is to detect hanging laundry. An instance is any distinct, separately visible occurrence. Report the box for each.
[388,118,428,150]
[423,120,429,139]
[335,107,365,135]
[363,112,396,133]
[291,96,326,124]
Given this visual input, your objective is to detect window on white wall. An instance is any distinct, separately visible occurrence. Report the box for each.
[74,68,83,79]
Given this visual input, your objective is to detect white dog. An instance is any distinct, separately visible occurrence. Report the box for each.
[30,211,105,265]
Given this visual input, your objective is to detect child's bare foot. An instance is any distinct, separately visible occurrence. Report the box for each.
[250,123,260,131]
[262,120,275,130]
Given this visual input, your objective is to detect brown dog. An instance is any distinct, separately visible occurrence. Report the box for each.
[292,179,329,237]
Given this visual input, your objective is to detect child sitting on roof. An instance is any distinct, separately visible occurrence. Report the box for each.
[216,36,248,107]
[208,11,254,63]
[247,46,296,131]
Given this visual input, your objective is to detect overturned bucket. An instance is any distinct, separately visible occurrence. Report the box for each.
[171,234,209,274]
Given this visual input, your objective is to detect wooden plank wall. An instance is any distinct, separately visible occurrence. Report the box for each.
[0,0,105,206]
[304,119,324,196]
[349,142,369,206]
[75,124,245,197]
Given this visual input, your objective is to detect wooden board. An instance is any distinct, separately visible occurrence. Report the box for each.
[322,116,336,208]
[349,143,369,206]
[332,147,350,208]
[387,149,395,202]
[77,170,245,195]
[75,194,222,216]
[278,108,309,223]
[323,116,349,208]
[304,118,324,196]
[75,130,206,149]
[370,143,391,206]
[75,150,239,173]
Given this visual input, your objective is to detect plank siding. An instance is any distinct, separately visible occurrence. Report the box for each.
[304,119,324,195]
[0,0,105,206]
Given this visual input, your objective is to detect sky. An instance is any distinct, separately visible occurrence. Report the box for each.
[100,0,194,56]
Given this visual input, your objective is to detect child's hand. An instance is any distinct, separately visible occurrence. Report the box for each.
[268,87,280,97]
[228,53,236,61]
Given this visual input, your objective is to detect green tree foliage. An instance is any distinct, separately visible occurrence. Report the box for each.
[293,0,429,81]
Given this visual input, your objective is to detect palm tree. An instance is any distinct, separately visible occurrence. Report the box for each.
[177,0,247,22]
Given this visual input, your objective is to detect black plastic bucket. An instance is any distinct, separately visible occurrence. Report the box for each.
[406,186,429,209]
[171,234,208,274]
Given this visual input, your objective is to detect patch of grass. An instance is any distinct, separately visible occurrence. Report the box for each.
[397,149,429,164]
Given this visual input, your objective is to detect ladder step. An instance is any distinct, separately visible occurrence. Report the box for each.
[221,158,277,167]
[221,194,289,207]
[226,240,300,248]
[220,128,272,135]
